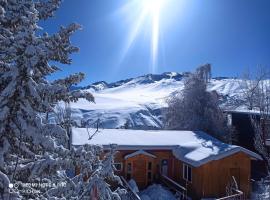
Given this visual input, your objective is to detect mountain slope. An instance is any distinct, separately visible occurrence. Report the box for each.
[67,72,245,129]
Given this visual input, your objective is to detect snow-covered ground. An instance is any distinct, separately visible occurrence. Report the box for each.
[139,184,177,200]
[128,179,177,200]
[251,177,270,199]
[66,72,256,129]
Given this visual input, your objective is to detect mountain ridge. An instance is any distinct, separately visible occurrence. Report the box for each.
[82,72,234,91]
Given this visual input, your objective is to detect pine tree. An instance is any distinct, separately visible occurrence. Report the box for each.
[0,1,122,199]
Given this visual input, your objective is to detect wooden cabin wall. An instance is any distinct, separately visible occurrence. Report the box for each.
[113,150,177,188]
[173,158,203,199]
[107,149,251,199]
[198,152,251,199]
[114,149,205,199]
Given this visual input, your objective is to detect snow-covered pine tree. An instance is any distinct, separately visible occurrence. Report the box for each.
[0,1,122,199]
[164,64,234,142]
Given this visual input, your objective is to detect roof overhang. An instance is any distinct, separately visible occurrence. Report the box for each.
[102,145,178,151]
[73,144,262,167]
[172,146,263,168]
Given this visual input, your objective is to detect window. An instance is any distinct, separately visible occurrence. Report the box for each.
[183,164,192,182]
[126,163,132,180]
[161,159,168,175]
[148,162,152,170]
[147,162,153,185]
[127,163,132,172]
[227,114,232,126]
[113,163,122,171]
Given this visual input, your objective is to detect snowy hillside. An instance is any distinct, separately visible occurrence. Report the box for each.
[67,72,245,129]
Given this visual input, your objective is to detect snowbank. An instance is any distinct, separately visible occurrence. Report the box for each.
[139,184,176,200]
[128,179,139,193]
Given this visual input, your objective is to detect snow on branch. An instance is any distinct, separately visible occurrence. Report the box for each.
[35,0,62,20]
[0,0,122,199]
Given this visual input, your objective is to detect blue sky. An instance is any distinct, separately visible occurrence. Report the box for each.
[42,0,270,85]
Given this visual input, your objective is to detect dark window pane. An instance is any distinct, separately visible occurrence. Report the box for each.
[162,159,168,166]
[188,166,192,182]
[114,163,122,171]
[148,162,152,170]
[184,165,187,179]
[183,164,192,182]
[127,163,131,172]
[127,173,131,180]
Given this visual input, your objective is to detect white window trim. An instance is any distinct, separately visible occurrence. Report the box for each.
[183,163,192,183]
[114,162,123,171]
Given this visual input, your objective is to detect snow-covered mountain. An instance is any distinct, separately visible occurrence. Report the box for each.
[69,72,243,129]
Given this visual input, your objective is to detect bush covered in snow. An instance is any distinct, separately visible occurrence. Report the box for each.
[252,177,270,199]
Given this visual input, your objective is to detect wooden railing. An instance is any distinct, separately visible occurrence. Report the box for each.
[120,176,141,200]
[215,175,244,200]
[216,188,244,200]
[160,174,188,200]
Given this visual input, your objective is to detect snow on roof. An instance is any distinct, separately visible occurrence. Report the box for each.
[124,150,157,160]
[72,128,262,167]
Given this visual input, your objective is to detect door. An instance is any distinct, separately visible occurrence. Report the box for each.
[161,159,168,176]
[133,158,147,188]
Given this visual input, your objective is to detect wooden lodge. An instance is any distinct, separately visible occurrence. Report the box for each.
[72,128,262,200]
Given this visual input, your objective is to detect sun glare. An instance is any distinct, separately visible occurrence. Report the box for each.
[143,0,165,72]
[116,0,168,73]
[143,0,165,16]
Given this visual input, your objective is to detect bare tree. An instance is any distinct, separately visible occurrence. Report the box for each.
[239,67,270,168]
[237,67,270,199]
[196,63,212,83]
[245,68,270,169]
[240,67,270,110]
[164,64,234,142]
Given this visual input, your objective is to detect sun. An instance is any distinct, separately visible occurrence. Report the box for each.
[143,0,165,16]
[116,0,168,73]
[141,0,166,15]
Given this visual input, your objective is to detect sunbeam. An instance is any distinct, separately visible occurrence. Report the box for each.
[116,0,168,73]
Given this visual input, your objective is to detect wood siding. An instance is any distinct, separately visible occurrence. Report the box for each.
[114,150,174,188]
[113,149,252,200]
[198,152,251,199]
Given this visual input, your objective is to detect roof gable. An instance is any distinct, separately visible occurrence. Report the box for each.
[124,150,157,159]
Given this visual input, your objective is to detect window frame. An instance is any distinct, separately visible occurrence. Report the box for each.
[183,163,192,183]
[148,162,152,170]
[127,162,132,173]
[113,162,123,172]
[126,162,132,180]
[161,159,168,176]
